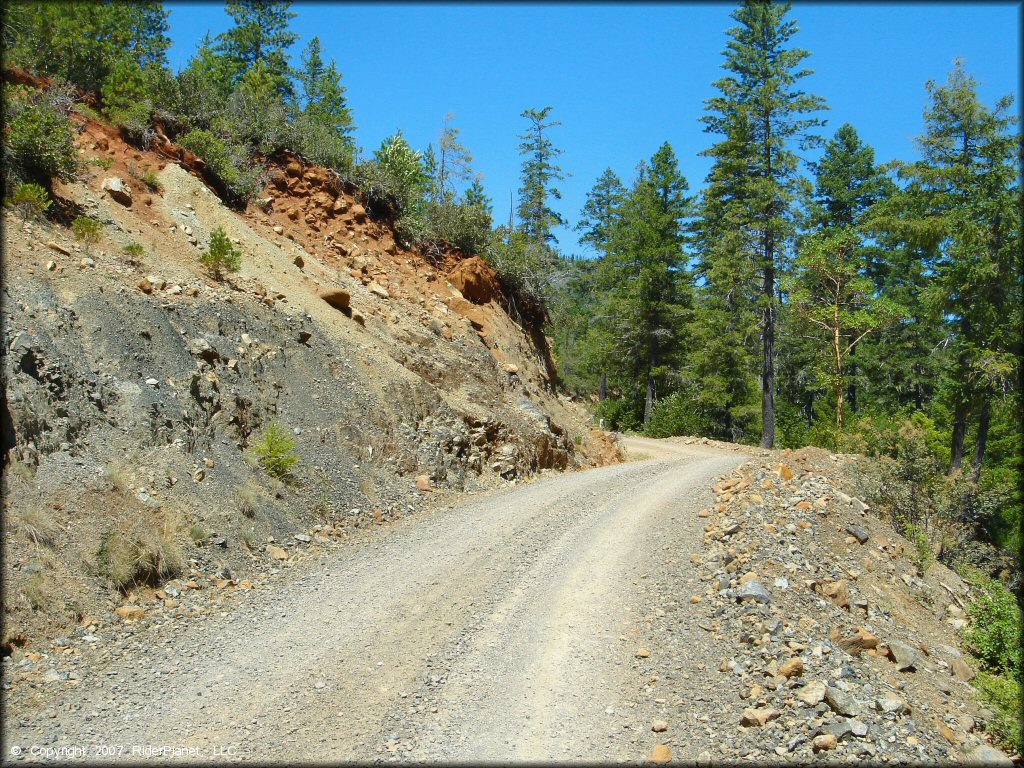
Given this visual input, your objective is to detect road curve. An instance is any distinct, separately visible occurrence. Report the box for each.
[4,438,744,763]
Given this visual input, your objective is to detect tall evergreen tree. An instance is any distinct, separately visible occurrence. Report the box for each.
[599,143,692,424]
[516,106,567,250]
[298,36,354,140]
[434,113,475,203]
[217,1,298,96]
[576,168,626,259]
[867,60,1022,480]
[699,0,827,447]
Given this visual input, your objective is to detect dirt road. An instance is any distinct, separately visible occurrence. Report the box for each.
[4,438,745,763]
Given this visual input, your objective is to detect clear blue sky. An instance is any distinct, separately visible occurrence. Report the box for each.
[164,2,1021,257]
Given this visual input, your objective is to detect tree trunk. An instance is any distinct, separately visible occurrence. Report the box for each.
[599,371,607,402]
[949,394,969,474]
[972,392,992,484]
[848,341,858,414]
[644,338,658,425]
[761,250,776,449]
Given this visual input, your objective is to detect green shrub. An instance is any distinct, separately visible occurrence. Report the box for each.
[963,567,1022,677]
[596,397,643,433]
[6,182,51,220]
[292,115,354,173]
[645,391,702,438]
[974,671,1023,754]
[252,422,300,481]
[122,242,145,260]
[71,217,103,253]
[3,86,79,183]
[177,128,262,201]
[90,156,115,170]
[422,200,494,256]
[354,131,430,223]
[198,226,242,279]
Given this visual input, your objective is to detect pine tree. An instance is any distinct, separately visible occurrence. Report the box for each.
[867,60,1022,479]
[464,179,492,214]
[576,168,626,259]
[435,113,475,203]
[298,36,354,140]
[699,0,827,447]
[599,143,692,424]
[516,106,567,250]
[7,1,170,94]
[217,1,298,96]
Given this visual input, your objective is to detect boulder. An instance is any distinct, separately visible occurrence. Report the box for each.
[736,580,771,604]
[447,256,501,305]
[101,177,133,206]
[966,745,1014,765]
[320,289,351,311]
[887,640,920,671]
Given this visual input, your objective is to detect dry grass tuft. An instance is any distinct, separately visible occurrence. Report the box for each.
[97,510,183,591]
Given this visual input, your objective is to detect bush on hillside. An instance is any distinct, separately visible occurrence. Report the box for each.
[3,85,79,186]
[6,182,52,220]
[251,422,300,481]
[198,226,242,279]
[177,128,262,202]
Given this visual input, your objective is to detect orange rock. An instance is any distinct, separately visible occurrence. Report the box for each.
[777,464,794,481]
[780,657,804,678]
[448,256,501,305]
[116,605,146,622]
[415,475,433,492]
[650,744,672,764]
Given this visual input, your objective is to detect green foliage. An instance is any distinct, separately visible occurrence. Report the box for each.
[90,156,115,170]
[644,391,704,438]
[71,217,102,252]
[122,242,146,261]
[101,57,154,139]
[974,672,1023,754]
[6,2,170,94]
[3,85,79,185]
[252,422,300,480]
[355,132,430,241]
[6,182,51,220]
[517,106,566,249]
[177,129,262,201]
[959,567,1024,754]
[962,567,1023,678]
[129,165,161,192]
[198,227,242,279]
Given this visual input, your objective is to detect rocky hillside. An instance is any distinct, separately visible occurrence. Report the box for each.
[630,440,1016,765]
[1,108,621,652]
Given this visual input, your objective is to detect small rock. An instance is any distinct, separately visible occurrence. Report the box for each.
[966,744,1014,765]
[813,734,838,752]
[368,282,390,299]
[741,707,781,727]
[636,647,651,659]
[736,580,771,604]
[45,260,57,271]
[81,257,95,268]
[651,720,668,733]
[650,744,672,764]
[46,241,70,256]
[875,692,908,715]
[320,289,351,311]
[137,277,154,292]
[887,640,920,671]
[415,475,433,492]
[101,177,133,206]
[797,680,827,706]
[115,606,145,622]
[780,657,804,678]
[825,685,860,717]
[267,544,289,561]
[294,533,312,543]
[835,626,879,656]
[847,524,870,544]
[951,657,976,682]
[273,225,284,235]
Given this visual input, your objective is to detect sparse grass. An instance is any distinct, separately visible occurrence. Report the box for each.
[240,529,257,552]
[90,156,114,170]
[104,460,134,494]
[16,506,58,548]
[129,163,161,192]
[236,484,259,519]
[25,569,57,611]
[122,242,145,262]
[188,524,209,543]
[97,511,183,591]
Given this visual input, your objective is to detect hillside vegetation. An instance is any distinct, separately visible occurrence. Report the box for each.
[2,0,1020,757]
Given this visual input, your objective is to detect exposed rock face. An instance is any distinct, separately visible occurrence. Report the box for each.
[447,256,501,305]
